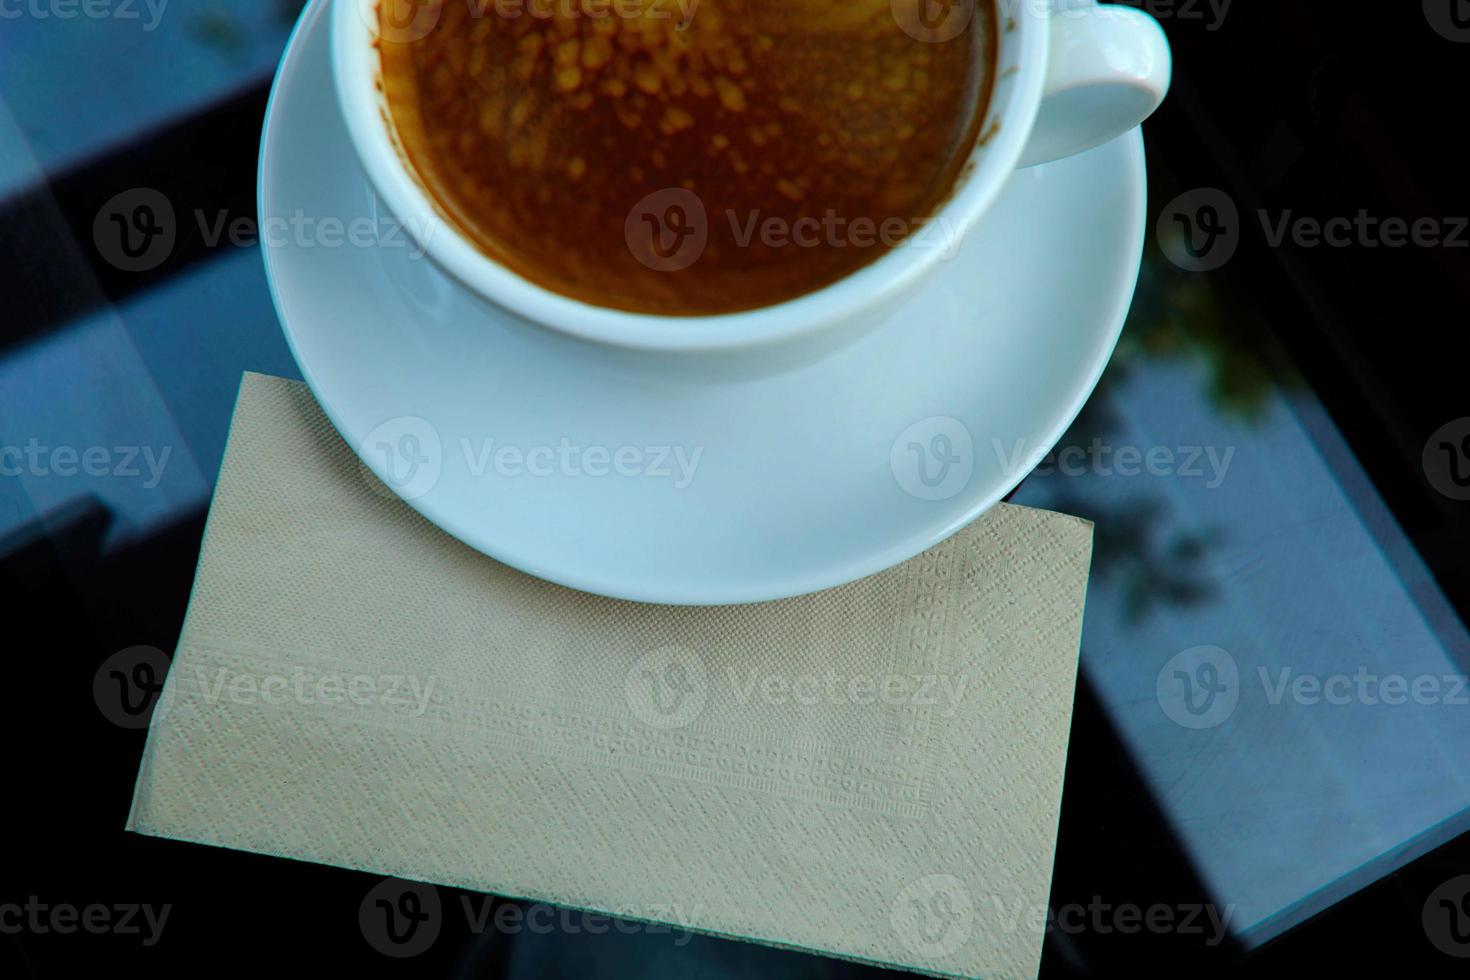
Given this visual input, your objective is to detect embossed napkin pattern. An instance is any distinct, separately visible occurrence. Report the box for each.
[128,373,1092,980]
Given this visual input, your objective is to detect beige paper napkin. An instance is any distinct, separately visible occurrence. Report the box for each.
[128,372,1091,979]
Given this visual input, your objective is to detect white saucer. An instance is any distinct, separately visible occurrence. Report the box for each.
[259,0,1146,605]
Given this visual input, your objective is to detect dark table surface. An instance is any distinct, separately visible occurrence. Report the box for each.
[5,1,1470,977]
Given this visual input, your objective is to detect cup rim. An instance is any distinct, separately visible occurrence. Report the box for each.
[331,0,1050,352]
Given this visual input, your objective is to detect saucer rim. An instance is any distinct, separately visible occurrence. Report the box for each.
[259,0,1148,606]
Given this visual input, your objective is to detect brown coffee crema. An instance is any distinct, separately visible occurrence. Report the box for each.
[379,0,995,315]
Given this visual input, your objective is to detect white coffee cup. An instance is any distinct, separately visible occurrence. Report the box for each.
[332,0,1170,354]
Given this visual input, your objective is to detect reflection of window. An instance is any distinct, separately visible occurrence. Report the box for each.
[1014,195,1470,949]
[0,2,302,188]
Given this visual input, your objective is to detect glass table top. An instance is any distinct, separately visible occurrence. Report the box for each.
[3,2,1467,977]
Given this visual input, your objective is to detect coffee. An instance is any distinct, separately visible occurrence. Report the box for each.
[378,0,995,315]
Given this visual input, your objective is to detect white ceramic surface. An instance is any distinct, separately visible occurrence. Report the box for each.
[330,0,1168,352]
[260,0,1149,604]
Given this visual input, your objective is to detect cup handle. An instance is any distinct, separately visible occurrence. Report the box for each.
[1018,0,1172,168]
